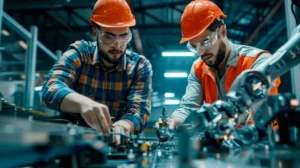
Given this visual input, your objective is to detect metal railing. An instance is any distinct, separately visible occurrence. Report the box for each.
[0,1,58,108]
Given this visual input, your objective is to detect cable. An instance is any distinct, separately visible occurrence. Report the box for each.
[1,100,53,117]
[15,106,54,117]
[291,0,299,25]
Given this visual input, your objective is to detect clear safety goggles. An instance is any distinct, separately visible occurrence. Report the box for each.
[97,28,132,46]
[187,29,219,53]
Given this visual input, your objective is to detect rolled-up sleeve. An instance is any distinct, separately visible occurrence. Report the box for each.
[41,46,82,111]
[122,58,153,132]
[172,65,204,121]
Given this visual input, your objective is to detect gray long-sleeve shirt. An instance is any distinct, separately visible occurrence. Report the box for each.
[172,42,275,121]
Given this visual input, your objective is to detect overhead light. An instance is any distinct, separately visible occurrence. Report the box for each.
[165,100,180,105]
[152,91,159,96]
[152,102,162,107]
[164,93,175,98]
[162,51,195,57]
[164,72,188,78]
[1,29,10,36]
[18,40,27,50]
[35,86,43,91]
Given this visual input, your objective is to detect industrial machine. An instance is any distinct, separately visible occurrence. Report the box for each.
[1,22,300,168]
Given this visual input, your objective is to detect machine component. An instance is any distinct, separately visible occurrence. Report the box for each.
[155,107,175,142]
[227,24,300,115]
[254,93,300,146]
[244,73,268,99]
[182,24,300,149]
[1,25,300,168]
[0,116,110,168]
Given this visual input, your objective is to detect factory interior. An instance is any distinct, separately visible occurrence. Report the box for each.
[0,0,300,167]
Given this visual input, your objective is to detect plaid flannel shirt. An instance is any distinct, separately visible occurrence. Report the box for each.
[41,40,152,132]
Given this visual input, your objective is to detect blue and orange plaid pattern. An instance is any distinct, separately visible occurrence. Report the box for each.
[41,40,152,132]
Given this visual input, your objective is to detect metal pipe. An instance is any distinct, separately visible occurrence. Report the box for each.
[0,70,50,76]
[0,0,4,43]
[285,0,300,102]
[37,41,57,60]
[256,19,286,48]
[2,61,28,65]
[0,0,4,77]
[23,26,38,108]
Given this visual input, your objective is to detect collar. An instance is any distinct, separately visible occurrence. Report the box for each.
[92,42,127,71]
[226,41,238,67]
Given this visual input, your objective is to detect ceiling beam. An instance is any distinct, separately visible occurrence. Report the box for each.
[135,11,167,25]
[4,0,95,10]
[5,0,189,11]
[134,1,189,11]
[72,10,90,25]
[126,0,144,55]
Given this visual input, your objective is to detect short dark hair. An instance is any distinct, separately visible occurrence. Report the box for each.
[207,18,225,32]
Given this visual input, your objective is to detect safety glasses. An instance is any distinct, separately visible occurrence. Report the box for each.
[96,28,132,46]
[187,29,219,53]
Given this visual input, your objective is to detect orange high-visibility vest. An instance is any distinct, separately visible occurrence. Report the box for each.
[193,50,281,104]
[194,50,281,130]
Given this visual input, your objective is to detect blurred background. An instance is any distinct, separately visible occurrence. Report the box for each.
[0,0,299,125]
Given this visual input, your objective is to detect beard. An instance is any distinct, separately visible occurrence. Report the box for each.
[203,39,226,69]
[96,40,125,65]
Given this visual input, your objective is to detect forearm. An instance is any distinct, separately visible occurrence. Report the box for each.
[41,80,75,111]
[41,47,82,110]
[60,92,112,133]
[171,116,184,127]
[123,58,152,133]
[60,92,93,113]
[172,108,191,121]
[123,99,150,132]
[172,63,203,124]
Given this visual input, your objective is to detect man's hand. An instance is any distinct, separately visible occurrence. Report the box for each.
[155,116,184,130]
[59,93,112,134]
[112,119,134,145]
[79,101,112,134]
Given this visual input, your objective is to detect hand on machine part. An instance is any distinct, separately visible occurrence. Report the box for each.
[168,116,184,130]
[155,116,183,130]
[79,100,112,134]
[154,117,171,129]
[112,119,134,145]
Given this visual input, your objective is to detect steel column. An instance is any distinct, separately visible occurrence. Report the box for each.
[0,0,4,77]
[23,26,38,108]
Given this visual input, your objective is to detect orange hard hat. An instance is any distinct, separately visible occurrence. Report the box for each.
[90,0,136,28]
[180,0,227,44]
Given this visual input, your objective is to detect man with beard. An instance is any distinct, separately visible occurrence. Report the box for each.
[41,0,152,145]
[169,0,281,129]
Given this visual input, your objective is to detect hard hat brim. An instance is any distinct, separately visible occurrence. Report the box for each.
[180,14,226,44]
[91,19,136,28]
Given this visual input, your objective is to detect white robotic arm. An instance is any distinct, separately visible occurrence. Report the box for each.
[227,24,300,115]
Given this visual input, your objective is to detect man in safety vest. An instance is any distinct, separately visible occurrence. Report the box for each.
[41,0,153,144]
[170,0,281,128]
